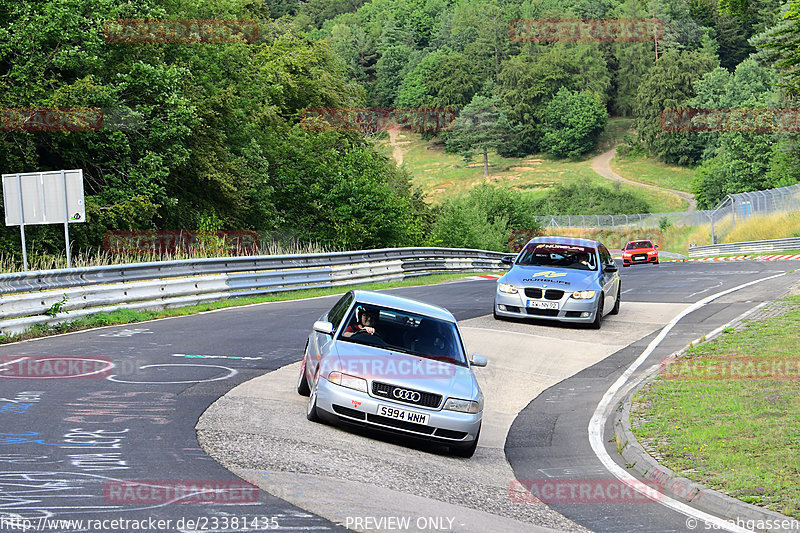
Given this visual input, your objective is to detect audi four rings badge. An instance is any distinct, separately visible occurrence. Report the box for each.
[393,388,421,402]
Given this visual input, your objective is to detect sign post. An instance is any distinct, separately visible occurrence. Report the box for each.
[2,169,85,271]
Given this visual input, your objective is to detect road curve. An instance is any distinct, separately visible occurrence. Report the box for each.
[591,147,697,211]
[2,261,799,533]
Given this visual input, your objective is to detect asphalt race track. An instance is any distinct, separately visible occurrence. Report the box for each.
[1,259,798,533]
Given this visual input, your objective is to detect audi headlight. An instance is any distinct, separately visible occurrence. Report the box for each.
[328,371,367,393]
[498,283,518,294]
[444,396,483,414]
[571,290,596,299]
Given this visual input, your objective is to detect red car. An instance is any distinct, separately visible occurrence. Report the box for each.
[622,240,659,267]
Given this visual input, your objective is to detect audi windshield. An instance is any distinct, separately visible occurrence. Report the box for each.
[338,304,467,366]
[515,242,598,271]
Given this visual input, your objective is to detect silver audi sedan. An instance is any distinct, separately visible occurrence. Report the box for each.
[494,236,621,328]
[297,290,487,457]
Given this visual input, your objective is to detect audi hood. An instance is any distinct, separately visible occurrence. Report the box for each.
[328,341,480,403]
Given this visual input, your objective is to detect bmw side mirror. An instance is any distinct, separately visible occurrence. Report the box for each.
[604,263,618,273]
[470,354,488,367]
[313,320,334,335]
[501,256,514,266]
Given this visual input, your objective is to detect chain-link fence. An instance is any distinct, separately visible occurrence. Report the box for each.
[533,184,800,239]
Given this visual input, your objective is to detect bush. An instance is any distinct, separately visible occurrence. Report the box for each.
[541,88,608,159]
[531,180,650,215]
[431,184,541,251]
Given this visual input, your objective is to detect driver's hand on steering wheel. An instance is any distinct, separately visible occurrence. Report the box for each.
[362,326,375,335]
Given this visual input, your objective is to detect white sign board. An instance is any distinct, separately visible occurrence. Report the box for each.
[2,169,85,226]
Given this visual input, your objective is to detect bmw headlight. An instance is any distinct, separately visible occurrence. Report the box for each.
[328,371,367,393]
[498,283,518,294]
[571,290,596,299]
[444,395,483,414]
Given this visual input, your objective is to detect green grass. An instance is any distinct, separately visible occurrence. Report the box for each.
[379,131,688,213]
[687,249,800,259]
[610,153,697,193]
[546,225,699,255]
[631,295,800,518]
[0,271,500,345]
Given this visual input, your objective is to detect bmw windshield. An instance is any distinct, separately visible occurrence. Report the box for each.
[516,242,598,271]
[338,304,467,366]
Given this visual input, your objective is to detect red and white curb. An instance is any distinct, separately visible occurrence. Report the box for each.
[667,254,800,263]
[464,274,502,280]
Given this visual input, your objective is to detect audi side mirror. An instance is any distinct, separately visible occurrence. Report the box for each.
[470,354,488,367]
[313,320,334,335]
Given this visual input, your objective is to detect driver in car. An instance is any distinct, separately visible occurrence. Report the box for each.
[342,307,378,337]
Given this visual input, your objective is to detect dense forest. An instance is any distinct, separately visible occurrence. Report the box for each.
[1,0,799,256]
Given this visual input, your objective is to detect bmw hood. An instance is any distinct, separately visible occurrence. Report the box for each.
[500,266,598,289]
[330,342,479,402]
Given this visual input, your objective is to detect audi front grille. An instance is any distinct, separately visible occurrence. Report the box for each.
[372,381,442,408]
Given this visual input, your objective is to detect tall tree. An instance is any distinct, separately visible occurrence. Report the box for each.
[446,95,512,178]
[635,49,718,165]
[542,88,608,158]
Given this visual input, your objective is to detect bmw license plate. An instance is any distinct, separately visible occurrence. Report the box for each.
[527,300,559,310]
[377,404,429,425]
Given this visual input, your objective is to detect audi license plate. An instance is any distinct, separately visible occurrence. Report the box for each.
[527,300,559,310]
[634,254,646,260]
[376,404,429,425]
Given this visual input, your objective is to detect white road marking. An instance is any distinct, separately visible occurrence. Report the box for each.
[686,280,724,299]
[107,364,237,384]
[588,272,786,533]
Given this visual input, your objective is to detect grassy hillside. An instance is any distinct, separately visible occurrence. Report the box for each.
[610,153,697,193]
[559,212,800,255]
[378,131,688,213]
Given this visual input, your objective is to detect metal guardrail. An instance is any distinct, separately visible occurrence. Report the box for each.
[0,247,505,335]
[687,237,800,257]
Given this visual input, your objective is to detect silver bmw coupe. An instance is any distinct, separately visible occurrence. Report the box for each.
[494,236,621,328]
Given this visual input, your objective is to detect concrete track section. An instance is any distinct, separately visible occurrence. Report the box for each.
[507,268,800,532]
[197,301,689,532]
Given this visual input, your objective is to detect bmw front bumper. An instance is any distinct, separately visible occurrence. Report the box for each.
[494,288,599,323]
[314,377,481,444]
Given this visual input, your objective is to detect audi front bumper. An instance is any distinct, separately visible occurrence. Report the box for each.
[315,376,482,444]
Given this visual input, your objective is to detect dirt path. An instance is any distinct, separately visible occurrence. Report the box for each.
[591,147,697,211]
[388,128,411,166]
